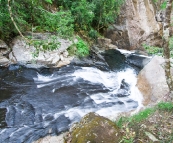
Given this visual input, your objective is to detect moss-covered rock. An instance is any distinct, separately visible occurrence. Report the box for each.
[68,112,122,143]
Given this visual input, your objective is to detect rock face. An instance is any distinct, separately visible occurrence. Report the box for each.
[66,112,121,143]
[105,0,164,50]
[9,33,73,67]
[97,37,118,51]
[137,56,171,106]
[0,40,10,66]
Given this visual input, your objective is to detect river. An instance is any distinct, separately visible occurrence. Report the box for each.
[0,49,148,143]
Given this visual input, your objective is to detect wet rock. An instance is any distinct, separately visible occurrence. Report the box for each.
[126,54,151,69]
[66,112,121,143]
[120,79,130,91]
[137,56,171,106]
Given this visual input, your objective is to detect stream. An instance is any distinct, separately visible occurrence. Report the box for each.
[0,49,149,143]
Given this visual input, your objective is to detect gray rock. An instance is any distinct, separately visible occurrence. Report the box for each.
[10,34,73,67]
[52,55,60,64]
[137,56,171,106]
[63,50,69,58]
[60,54,64,61]
[0,55,9,66]
[0,40,8,49]
[105,0,164,50]
[0,40,10,56]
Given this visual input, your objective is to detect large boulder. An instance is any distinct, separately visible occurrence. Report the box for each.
[9,33,73,67]
[105,0,164,50]
[66,112,122,143]
[137,56,171,106]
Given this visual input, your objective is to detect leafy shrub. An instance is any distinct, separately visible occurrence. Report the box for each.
[143,36,173,58]
[91,0,124,31]
[168,36,173,58]
[71,0,95,30]
[143,44,163,56]
[76,37,89,57]
[157,102,173,111]
[28,35,61,58]
[0,0,30,41]
[35,8,74,37]
[44,0,52,4]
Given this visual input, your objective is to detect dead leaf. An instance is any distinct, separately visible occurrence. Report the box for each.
[145,131,159,142]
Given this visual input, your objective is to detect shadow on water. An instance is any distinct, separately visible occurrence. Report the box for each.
[0,49,148,143]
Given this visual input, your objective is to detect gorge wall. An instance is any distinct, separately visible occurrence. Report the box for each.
[105,0,165,50]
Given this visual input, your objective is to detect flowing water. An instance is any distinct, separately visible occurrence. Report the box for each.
[0,49,148,143]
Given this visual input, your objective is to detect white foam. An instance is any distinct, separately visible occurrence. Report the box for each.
[72,67,118,89]
[33,73,54,82]
[117,48,135,54]
[34,66,143,122]
[116,69,143,109]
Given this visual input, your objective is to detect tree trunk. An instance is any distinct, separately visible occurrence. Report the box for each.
[162,0,173,97]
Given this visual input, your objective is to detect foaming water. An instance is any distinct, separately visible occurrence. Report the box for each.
[0,49,147,143]
[72,67,118,89]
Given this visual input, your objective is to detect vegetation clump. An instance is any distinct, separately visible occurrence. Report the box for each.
[0,0,124,57]
[0,0,124,41]
[116,102,173,143]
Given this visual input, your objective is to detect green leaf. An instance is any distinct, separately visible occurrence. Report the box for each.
[160,1,167,10]
[44,0,52,4]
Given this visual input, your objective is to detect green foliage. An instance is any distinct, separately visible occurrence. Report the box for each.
[35,8,74,37]
[116,102,173,128]
[76,38,89,57]
[0,0,36,40]
[152,0,158,3]
[129,108,155,123]
[91,0,124,31]
[160,1,167,10]
[28,35,61,58]
[71,0,95,30]
[67,44,76,56]
[143,44,163,56]
[0,0,124,56]
[157,102,173,111]
[143,36,173,57]
[54,0,124,33]
[44,0,52,4]
[168,36,173,58]
[88,29,99,40]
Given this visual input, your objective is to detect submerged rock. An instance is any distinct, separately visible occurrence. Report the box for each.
[66,112,122,143]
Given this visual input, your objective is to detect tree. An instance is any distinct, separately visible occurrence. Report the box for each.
[162,0,173,98]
